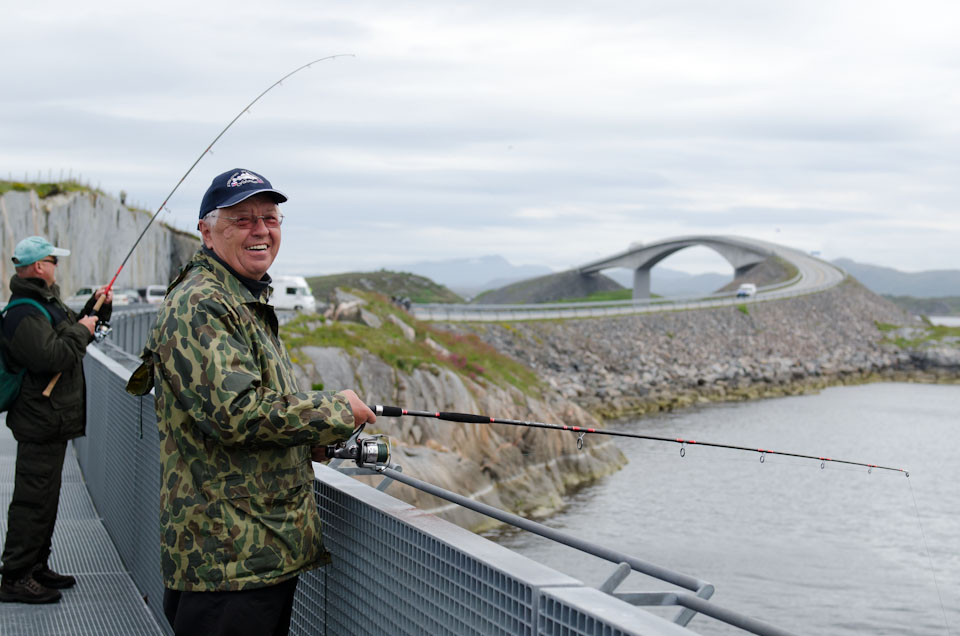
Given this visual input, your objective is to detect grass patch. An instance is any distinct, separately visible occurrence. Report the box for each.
[0,179,100,198]
[736,304,749,315]
[775,254,799,282]
[554,289,633,303]
[281,290,543,396]
[879,322,960,349]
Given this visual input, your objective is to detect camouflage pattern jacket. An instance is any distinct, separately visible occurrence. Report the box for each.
[127,250,356,591]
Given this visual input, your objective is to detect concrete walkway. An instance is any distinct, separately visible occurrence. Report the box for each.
[0,418,163,635]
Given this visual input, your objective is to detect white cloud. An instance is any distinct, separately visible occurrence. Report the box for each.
[3,0,959,276]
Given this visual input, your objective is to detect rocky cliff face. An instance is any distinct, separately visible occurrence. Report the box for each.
[0,190,199,298]
[290,345,625,530]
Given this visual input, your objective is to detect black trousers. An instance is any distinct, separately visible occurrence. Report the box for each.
[163,576,299,636]
[1,440,67,580]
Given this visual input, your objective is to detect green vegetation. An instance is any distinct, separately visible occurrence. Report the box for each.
[736,303,749,315]
[551,289,671,303]
[306,270,463,305]
[877,320,960,349]
[282,290,543,395]
[554,289,632,303]
[775,255,799,282]
[0,179,100,199]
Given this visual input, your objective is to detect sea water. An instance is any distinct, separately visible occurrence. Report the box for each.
[487,383,959,635]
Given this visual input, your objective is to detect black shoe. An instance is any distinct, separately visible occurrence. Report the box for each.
[32,565,77,589]
[0,573,62,604]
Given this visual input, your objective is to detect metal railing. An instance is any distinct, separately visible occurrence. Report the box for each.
[80,344,707,635]
[78,312,798,634]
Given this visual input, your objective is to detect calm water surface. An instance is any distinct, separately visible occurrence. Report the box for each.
[485,383,959,635]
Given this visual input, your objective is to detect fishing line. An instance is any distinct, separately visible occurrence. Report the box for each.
[906,477,951,635]
[42,55,353,397]
[370,405,909,476]
[104,53,354,293]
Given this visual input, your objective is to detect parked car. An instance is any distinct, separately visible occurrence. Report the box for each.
[64,284,98,310]
[113,288,141,305]
[269,276,317,312]
[736,283,757,298]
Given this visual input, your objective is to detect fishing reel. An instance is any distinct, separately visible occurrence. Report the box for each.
[325,434,391,469]
[93,320,112,344]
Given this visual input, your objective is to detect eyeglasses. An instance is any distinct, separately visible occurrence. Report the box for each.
[42,256,59,266]
[213,213,284,229]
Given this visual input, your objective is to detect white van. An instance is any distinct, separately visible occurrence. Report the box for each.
[270,276,317,312]
[736,283,757,298]
[144,285,167,304]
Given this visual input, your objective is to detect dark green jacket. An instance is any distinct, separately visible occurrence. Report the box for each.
[127,250,356,591]
[2,276,108,443]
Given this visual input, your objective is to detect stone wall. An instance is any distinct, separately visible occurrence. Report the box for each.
[0,190,199,299]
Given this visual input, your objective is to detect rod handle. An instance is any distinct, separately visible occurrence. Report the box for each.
[42,372,61,397]
[45,289,107,398]
[371,404,403,417]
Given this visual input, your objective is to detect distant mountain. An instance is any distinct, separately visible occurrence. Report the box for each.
[832,259,960,298]
[306,271,463,304]
[395,255,553,298]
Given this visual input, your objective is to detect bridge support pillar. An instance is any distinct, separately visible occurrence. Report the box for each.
[632,267,651,299]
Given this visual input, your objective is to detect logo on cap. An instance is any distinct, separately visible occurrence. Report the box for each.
[226,171,265,188]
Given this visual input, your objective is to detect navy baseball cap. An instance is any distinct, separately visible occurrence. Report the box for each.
[199,169,288,218]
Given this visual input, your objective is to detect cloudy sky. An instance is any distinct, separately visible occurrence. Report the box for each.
[4,1,959,277]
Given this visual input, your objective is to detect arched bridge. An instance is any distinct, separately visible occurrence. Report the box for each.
[412,236,845,321]
[579,235,794,299]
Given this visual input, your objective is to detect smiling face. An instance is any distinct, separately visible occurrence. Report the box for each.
[200,193,281,280]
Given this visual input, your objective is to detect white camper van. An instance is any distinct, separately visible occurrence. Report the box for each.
[270,276,317,312]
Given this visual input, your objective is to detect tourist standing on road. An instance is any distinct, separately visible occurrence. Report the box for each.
[0,236,112,604]
[126,169,375,635]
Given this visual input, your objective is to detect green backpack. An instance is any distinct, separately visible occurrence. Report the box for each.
[0,298,53,412]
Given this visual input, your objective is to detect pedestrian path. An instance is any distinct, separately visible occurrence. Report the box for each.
[0,419,163,635]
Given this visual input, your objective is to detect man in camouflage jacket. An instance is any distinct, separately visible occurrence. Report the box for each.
[127,169,375,635]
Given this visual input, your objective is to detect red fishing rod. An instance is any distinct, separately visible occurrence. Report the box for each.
[370,405,909,476]
[43,54,353,396]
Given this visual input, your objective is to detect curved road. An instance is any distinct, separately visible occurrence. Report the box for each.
[412,236,846,322]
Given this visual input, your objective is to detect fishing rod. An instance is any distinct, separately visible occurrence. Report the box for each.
[368,405,910,476]
[43,54,353,397]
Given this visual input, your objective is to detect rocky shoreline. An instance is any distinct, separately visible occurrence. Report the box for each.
[290,345,626,531]
[450,279,959,422]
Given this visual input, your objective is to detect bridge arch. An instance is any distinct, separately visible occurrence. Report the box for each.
[577,235,773,299]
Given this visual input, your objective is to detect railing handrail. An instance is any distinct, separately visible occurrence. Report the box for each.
[337,462,796,636]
